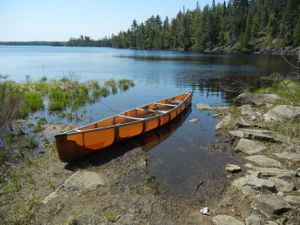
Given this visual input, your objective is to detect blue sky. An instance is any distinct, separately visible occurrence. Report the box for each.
[0,0,224,41]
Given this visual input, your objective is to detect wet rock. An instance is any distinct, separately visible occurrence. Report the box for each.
[251,195,291,218]
[62,171,105,193]
[212,215,244,225]
[196,103,213,110]
[230,129,275,142]
[274,152,300,162]
[239,105,258,120]
[74,213,106,225]
[254,167,297,178]
[225,164,241,173]
[115,214,135,225]
[245,155,282,168]
[216,115,232,130]
[269,177,295,192]
[189,118,200,123]
[235,138,266,155]
[236,93,280,105]
[245,214,265,225]
[263,105,300,123]
[232,174,275,190]
[285,195,300,207]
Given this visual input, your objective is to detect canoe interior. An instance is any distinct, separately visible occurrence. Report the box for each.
[55,92,192,162]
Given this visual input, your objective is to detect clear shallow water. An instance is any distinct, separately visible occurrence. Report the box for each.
[0,46,293,198]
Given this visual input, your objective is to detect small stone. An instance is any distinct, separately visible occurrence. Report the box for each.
[285,195,300,207]
[277,192,284,196]
[216,115,232,130]
[115,214,134,225]
[225,164,241,173]
[196,103,213,110]
[245,214,265,225]
[245,155,282,168]
[42,191,59,204]
[235,139,266,155]
[245,163,253,169]
[212,215,244,225]
[189,118,200,123]
[274,152,300,162]
[251,195,291,218]
[269,177,294,192]
[200,207,209,215]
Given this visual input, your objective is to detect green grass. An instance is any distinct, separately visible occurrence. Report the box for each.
[254,79,300,104]
[103,211,118,223]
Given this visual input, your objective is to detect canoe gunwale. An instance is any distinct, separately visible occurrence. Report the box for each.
[55,91,192,137]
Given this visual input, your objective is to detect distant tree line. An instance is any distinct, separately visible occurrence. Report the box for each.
[66,35,112,47]
[109,0,300,52]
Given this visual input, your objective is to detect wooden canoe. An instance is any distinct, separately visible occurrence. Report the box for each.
[55,92,192,162]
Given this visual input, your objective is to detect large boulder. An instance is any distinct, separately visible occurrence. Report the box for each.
[251,195,291,218]
[245,214,265,225]
[236,93,280,105]
[212,215,244,225]
[264,105,300,123]
[253,167,297,178]
[245,155,282,168]
[285,195,300,207]
[235,138,266,155]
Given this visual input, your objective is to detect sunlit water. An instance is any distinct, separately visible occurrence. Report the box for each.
[0,46,294,199]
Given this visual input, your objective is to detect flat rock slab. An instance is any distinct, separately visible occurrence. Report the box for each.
[264,105,300,123]
[285,195,300,207]
[212,215,244,225]
[216,115,232,130]
[274,152,300,162]
[232,175,275,190]
[245,155,282,168]
[62,171,105,193]
[196,103,213,110]
[74,213,106,225]
[230,129,275,142]
[235,138,266,155]
[254,167,297,178]
[251,195,291,218]
[269,177,294,192]
[225,164,241,173]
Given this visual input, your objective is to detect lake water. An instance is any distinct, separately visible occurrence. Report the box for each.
[0,45,294,199]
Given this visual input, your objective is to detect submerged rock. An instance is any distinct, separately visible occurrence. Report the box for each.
[212,215,244,225]
[235,138,266,155]
[245,155,282,168]
[225,164,241,173]
[274,152,300,162]
[189,118,200,123]
[196,103,213,110]
[251,195,291,218]
[264,105,300,123]
[269,177,294,192]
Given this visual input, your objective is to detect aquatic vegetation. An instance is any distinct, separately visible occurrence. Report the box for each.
[105,79,118,94]
[118,79,135,91]
[19,92,44,117]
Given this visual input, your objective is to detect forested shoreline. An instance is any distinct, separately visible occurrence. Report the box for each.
[2,0,300,54]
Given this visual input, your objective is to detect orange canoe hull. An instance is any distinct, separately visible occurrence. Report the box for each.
[55,92,192,162]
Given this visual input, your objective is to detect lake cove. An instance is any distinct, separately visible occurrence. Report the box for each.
[0,46,299,224]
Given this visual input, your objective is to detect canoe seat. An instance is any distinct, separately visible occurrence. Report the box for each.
[155,102,176,107]
[170,100,182,105]
[118,115,145,121]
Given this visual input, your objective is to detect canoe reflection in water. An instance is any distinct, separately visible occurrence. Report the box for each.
[66,104,191,166]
